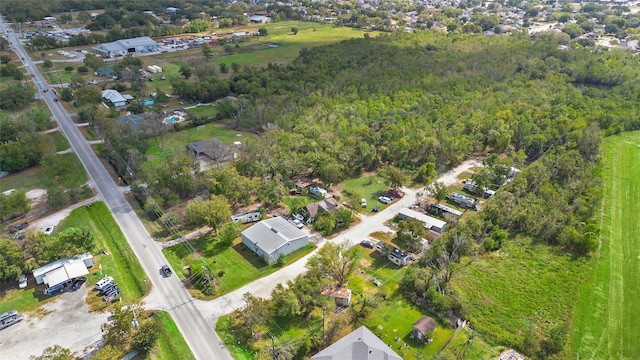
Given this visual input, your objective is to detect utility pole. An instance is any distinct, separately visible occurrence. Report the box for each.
[321,307,325,346]
[271,335,276,360]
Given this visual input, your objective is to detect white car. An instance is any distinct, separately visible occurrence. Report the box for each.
[378,196,392,204]
[292,219,304,229]
[360,198,367,207]
[18,274,27,289]
[44,226,55,236]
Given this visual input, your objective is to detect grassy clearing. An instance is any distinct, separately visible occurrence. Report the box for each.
[164,235,315,298]
[0,166,48,192]
[186,105,218,119]
[0,286,51,314]
[143,311,195,360]
[569,131,640,360]
[451,239,590,351]
[145,123,249,163]
[282,195,316,213]
[56,202,148,307]
[343,175,392,212]
[216,316,256,360]
[49,130,70,152]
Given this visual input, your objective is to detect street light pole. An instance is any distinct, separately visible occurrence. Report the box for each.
[321,307,325,346]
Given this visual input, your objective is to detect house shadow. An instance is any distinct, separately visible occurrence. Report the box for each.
[232,243,268,270]
[368,251,397,270]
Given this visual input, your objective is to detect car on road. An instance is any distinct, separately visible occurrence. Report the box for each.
[161,265,172,277]
[18,274,27,289]
[71,277,87,291]
[372,206,380,212]
[387,189,404,198]
[196,103,205,107]
[291,219,304,229]
[30,73,35,77]
[360,240,374,249]
[360,198,367,207]
[43,226,54,236]
[53,98,58,102]
[43,89,48,92]
[378,196,392,204]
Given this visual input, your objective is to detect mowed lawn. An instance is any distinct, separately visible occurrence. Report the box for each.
[569,131,640,360]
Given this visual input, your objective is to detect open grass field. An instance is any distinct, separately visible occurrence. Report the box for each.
[56,202,148,307]
[144,311,195,360]
[0,152,86,193]
[145,123,249,163]
[450,238,590,352]
[49,130,70,152]
[569,131,640,360]
[163,234,315,298]
[343,175,392,212]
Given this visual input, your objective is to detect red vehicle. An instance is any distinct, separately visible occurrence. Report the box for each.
[387,189,404,198]
[30,73,35,77]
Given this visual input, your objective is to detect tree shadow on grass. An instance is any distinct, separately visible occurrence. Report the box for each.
[232,243,268,270]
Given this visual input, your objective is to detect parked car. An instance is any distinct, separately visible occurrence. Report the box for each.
[161,265,172,277]
[100,282,118,295]
[43,226,54,236]
[18,274,27,289]
[360,198,367,207]
[360,240,374,249]
[292,219,304,229]
[104,288,121,302]
[9,222,28,234]
[378,196,392,204]
[387,189,404,198]
[372,206,380,212]
[292,213,304,221]
[71,277,87,291]
[289,188,302,195]
[95,276,114,290]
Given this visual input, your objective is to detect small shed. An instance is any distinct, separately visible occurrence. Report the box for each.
[412,316,437,343]
[321,287,352,307]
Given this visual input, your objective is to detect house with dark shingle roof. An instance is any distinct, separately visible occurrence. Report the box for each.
[186,138,237,162]
[305,198,339,223]
[117,114,144,131]
[312,325,401,360]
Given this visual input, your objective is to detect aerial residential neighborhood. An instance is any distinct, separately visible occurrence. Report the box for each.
[0,0,639,359]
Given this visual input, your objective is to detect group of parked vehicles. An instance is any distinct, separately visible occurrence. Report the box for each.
[95,276,121,302]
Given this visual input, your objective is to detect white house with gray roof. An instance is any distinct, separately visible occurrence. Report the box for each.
[241,217,308,264]
[312,325,401,360]
[93,36,158,58]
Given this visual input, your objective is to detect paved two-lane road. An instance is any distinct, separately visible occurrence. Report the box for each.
[0,18,231,360]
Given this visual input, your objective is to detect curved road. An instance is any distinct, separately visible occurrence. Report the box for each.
[0,18,231,360]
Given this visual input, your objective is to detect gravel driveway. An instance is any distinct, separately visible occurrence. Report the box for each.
[0,287,109,359]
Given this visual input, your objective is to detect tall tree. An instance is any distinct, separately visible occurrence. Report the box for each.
[0,238,25,284]
[201,42,213,60]
[307,243,360,287]
[185,195,232,234]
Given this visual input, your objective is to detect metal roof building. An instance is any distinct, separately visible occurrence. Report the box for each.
[312,325,401,360]
[32,253,93,294]
[241,217,308,264]
[102,89,128,107]
[93,36,158,58]
[398,208,447,234]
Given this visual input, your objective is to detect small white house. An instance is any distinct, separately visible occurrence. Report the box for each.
[32,253,93,294]
[398,208,447,234]
[242,217,308,264]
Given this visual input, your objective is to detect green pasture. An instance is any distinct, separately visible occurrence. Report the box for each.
[569,131,640,360]
[186,105,218,119]
[163,234,315,298]
[451,238,590,351]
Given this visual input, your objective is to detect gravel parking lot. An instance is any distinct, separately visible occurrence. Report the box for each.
[0,284,109,359]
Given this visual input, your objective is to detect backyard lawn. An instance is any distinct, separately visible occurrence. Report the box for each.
[145,123,250,163]
[568,131,640,360]
[163,234,315,298]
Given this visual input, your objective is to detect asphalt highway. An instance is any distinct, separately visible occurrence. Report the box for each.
[0,18,231,360]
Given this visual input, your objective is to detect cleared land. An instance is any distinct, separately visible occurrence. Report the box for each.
[569,131,640,359]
